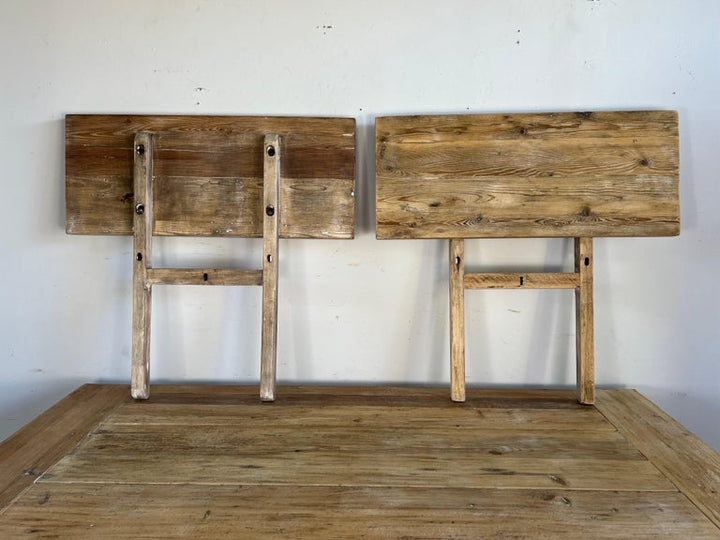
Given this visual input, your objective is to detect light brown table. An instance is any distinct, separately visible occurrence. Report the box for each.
[1,384,718,538]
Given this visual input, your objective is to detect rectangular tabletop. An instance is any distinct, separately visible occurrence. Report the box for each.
[66,115,356,239]
[1,385,719,538]
[376,111,679,239]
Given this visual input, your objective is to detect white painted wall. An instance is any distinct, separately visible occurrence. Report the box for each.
[2,1,718,450]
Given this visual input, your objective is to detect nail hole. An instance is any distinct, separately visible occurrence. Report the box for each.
[519,276,525,286]
[266,145,276,157]
[584,257,590,266]
[136,252,143,261]
[135,203,144,215]
[136,144,145,156]
[203,272,208,281]
[266,205,275,217]
[455,256,460,266]
[267,254,273,263]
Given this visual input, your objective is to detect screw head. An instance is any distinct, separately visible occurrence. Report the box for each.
[136,144,145,156]
[266,145,276,157]
[135,203,145,215]
[265,205,275,217]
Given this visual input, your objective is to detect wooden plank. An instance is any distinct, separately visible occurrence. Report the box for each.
[260,135,280,402]
[146,268,263,286]
[575,237,594,404]
[376,110,680,142]
[449,239,465,402]
[596,389,720,529]
[130,133,153,401]
[45,423,648,462]
[0,385,127,511]
[104,402,615,431]
[376,110,680,239]
[65,115,355,239]
[465,272,580,289]
[3,485,718,539]
[379,139,678,178]
[42,443,671,492]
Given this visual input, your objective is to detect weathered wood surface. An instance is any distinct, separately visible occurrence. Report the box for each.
[575,237,595,404]
[449,239,465,402]
[260,134,280,402]
[2,385,719,538]
[3,485,718,539]
[376,110,680,239]
[130,133,153,400]
[41,427,667,490]
[0,385,127,510]
[146,268,263,286]
[465,272,580,289]
[36,388,668,491]
[596,389,720,529]
[65,115,355,238]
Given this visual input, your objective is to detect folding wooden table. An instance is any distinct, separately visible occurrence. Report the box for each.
[376,111,680,403]
[66,115,355,401]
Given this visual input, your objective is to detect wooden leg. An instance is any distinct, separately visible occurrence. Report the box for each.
[449,239,466,402]
[575,237,595,404]
[131,133,154,400]
[260,134,280,402]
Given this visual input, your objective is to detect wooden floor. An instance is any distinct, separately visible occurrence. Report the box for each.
[1,385,719,538]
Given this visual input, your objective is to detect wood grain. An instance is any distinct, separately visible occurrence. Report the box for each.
[3,385,719,538]
[449,239,465,402]
[65,115,355,239]
[4,484,718,540]
[260,134,280,402]
[465,272,579,289]
[42,431,670,492]
[39,386,670,492]
[376,111,680,239]
[4,485,718,539]
[596,389,720,529]
[130,133,153,400]
[575,237,594,404]
[146,268,263,286]
[105,403,615,432]
[0,385,127,510]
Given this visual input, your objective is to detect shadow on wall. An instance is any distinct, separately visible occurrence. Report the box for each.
[0,379,88,443]
[355,118,376,236]
[641,387,720,453]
